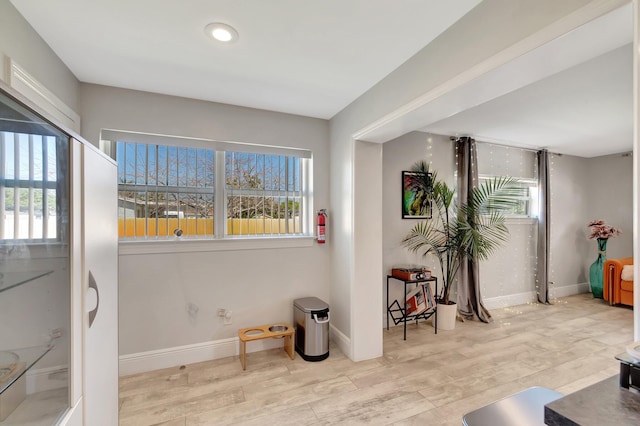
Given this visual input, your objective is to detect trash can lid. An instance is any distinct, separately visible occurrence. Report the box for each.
[294,297,329,312]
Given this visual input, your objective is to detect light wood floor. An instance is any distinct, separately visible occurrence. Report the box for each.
[118,294,634,425]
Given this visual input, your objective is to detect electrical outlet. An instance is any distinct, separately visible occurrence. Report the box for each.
[217,309,226,317]
[224,310,232,325]
[51,328,63,339]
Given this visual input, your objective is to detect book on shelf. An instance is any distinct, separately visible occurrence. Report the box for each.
[424,281,436,310]
[405,284,428,315]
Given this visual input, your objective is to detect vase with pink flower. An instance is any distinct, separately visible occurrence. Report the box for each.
[587,220,621,298]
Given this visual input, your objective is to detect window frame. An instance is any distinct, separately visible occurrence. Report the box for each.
[225,151,305,237]
[101,130,314,253]
[477,174,539,220]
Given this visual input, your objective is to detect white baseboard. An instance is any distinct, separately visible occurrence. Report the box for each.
[120,284,590,377]
[119,336,286,377]
[483,291,537,310]
[26,365,68,394]
[330,324,351,359]
[120,327,352,376]
[550,282,590,298]
[483,283,590,309]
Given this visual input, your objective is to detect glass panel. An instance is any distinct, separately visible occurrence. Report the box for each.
[32,136,43,181]
[157,145,167,186]
[225,152,302,236]
[116,141,216,239]
[167,146,177,187]
[116,141,125,184]
[0,90,70,424]
[135,143,146,185]
[147,144,157,186]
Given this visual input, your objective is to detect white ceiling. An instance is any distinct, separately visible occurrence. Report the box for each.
[10,1,634,158]
[416,4,633,158]
[423,43,632,158]
[9,0,481,119]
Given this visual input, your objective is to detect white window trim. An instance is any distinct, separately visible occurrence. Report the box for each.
[101,129,311,159]
[504,217,538,225]
[102,129,314,247]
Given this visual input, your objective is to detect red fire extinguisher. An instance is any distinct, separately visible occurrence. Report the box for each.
[317,209,327,244]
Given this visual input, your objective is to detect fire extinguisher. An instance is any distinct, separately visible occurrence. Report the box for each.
[317,209,327,244]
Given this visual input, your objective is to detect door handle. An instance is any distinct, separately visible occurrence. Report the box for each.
[88,271,100,328]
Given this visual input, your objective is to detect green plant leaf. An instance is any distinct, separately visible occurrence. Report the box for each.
[401,172,520,304]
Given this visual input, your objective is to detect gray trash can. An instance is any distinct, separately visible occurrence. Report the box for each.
[293,297,329,361]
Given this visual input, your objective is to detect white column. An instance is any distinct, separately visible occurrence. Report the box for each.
[634,0,640,341]
[352,140,384,361]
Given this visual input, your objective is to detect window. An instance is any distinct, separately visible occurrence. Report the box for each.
[226,152,302,236]
[478,175,538,218]
[104,131,311,241]
[0,131,66,241]
[475,142,538,219]
[116,141,215,238]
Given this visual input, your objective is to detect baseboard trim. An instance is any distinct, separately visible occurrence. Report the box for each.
[483,283,590,309]
[483,291,537,310]
[120,285,590,377]
[330,324,351,359]
[26,365,68,394]
[119,335,287,376]
[551,282,590,298]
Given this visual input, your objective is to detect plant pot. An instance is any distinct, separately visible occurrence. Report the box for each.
[436,301,457,330]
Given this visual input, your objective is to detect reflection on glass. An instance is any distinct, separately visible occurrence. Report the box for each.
[0,90,70,424]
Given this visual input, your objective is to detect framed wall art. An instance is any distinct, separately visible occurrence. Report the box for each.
[402,171,432,219]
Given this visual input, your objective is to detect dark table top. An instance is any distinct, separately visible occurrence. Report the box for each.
[616,351,640,366]
[545,375,640,425]
[463,387,563,426]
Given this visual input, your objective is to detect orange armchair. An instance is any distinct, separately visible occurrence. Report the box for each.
[604,257,633,306]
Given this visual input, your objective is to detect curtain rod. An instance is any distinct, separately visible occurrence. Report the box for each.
[447,136,558,155]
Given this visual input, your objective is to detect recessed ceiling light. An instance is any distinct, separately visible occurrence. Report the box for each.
[205,23,239,43]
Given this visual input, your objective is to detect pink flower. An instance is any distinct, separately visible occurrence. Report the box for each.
[587,220,621,240]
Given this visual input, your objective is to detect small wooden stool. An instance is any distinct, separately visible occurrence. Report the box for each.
[238,323,295,370]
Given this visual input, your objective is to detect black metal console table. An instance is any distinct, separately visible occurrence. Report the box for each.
[386,275,437,340]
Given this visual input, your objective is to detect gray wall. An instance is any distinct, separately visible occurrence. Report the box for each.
[585,153,633,260]
[0,1,79,111]
[545,152,633,294]
[548,153,592,290]
[475,143,539,302]
[330,0,597,359]
[382,132,455,322]
[79,83,331,355]
[382,132,634,317]
[480,221,538,301]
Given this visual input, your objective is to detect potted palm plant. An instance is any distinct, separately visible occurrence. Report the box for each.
[402,161,518,329]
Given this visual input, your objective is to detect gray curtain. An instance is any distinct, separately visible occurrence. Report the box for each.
[456,137,492,323]
[536,149,551,304]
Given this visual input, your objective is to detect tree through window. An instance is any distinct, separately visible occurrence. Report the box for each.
[226,152,302,235]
